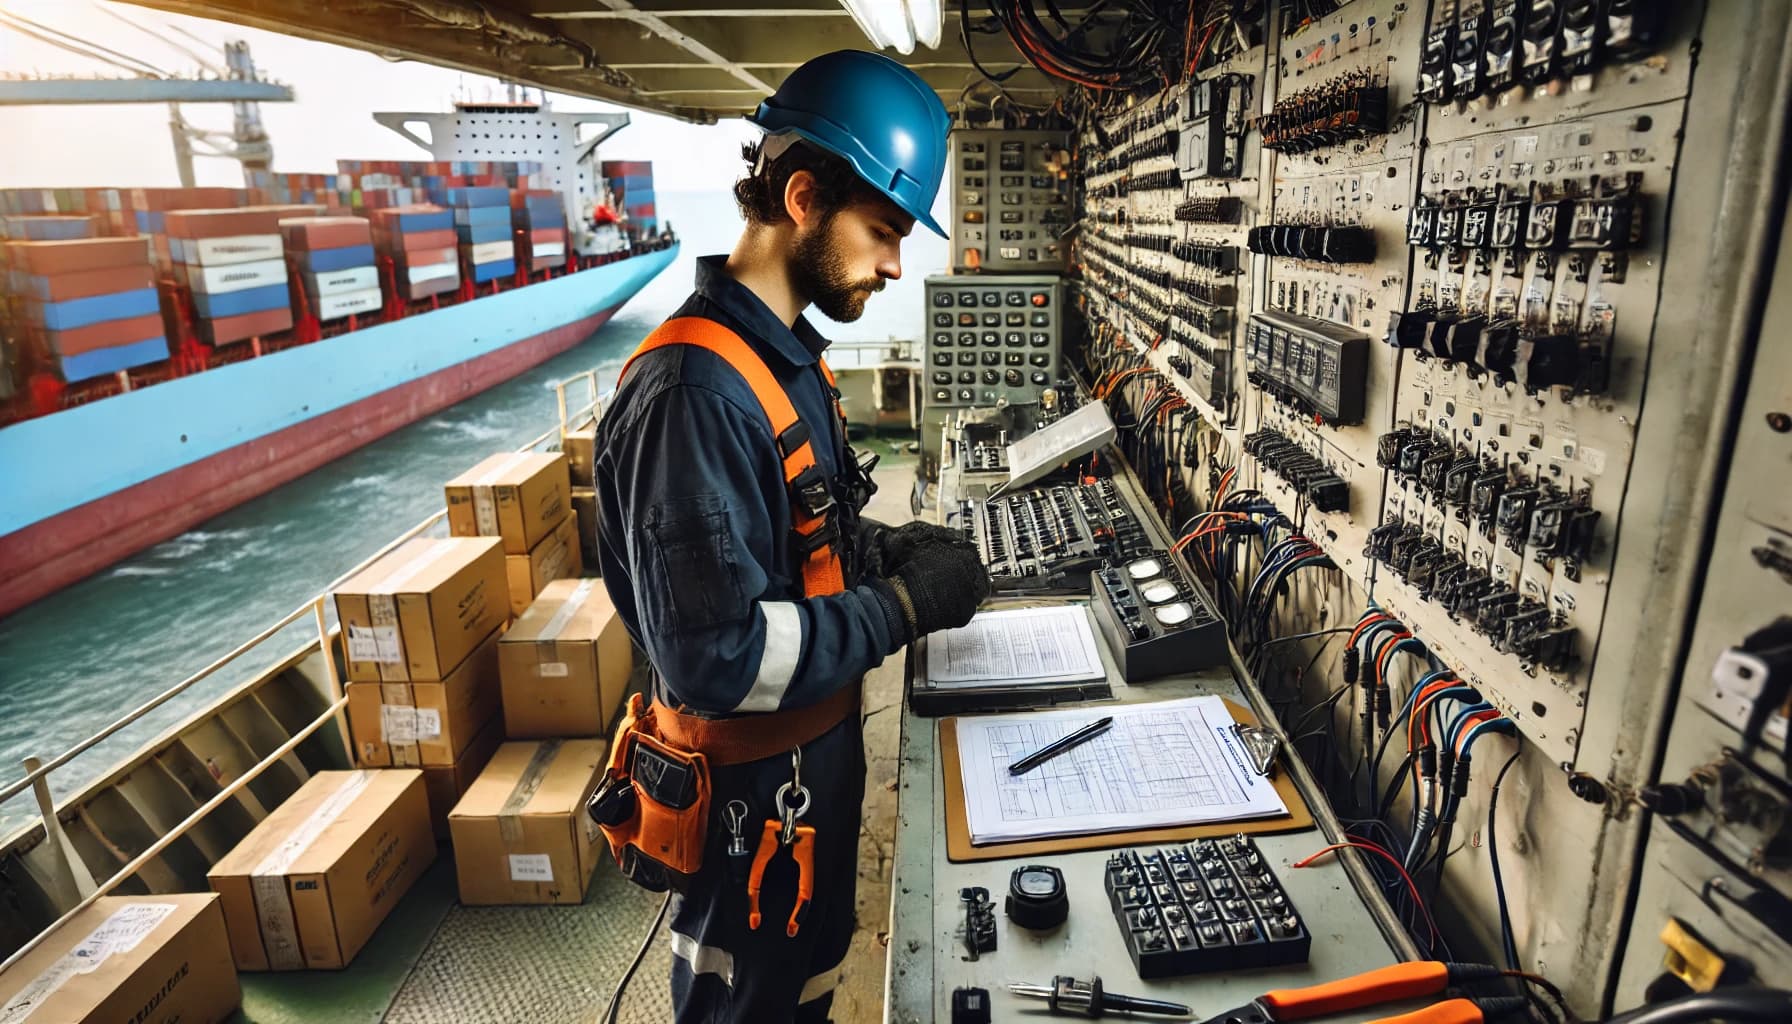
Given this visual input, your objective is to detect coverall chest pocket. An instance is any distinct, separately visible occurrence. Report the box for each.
[639,493,750,634]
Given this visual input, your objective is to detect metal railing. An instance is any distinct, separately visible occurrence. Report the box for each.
[2,369,606,972]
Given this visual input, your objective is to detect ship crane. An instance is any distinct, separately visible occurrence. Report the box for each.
[0,7,292,186]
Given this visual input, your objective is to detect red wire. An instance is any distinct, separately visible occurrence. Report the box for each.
[1294,839,1441,946]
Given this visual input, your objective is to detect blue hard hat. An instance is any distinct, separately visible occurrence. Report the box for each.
[748,50,951,238]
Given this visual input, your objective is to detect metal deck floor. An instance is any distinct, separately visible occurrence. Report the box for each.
[235,440,921,1024]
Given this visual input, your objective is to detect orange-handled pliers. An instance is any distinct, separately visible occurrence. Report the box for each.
[1198,962,1529,1024]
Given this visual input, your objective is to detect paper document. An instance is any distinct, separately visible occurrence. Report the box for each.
[925,606,1104,688]
[954,695,1287,844]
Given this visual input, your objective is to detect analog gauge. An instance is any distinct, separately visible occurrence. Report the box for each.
[1127,558,1163,580]
[1154,602,1193,626]
[1141,580,1181,605]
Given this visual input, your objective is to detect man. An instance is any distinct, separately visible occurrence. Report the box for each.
[593,51,993,1022]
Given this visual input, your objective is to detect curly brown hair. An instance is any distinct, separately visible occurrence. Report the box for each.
[732,137,887,226]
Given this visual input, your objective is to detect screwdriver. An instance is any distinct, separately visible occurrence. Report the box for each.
[1009,975,1193,1019]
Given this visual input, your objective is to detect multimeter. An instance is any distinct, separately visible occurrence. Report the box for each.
[1005,864,1069,930]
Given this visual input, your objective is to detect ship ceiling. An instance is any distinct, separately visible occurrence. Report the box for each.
[118,0,1078,124]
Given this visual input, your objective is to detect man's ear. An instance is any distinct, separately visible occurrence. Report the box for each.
[783,169,819,229]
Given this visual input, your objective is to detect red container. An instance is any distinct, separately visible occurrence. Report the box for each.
[529,227,566,245]
[26,264,156,302]
[393,245,457,268]
[129,187,238,212]
[280,216,373,251]
[5,237,151,275]
[199,307,293,346]
[34,312,164,356]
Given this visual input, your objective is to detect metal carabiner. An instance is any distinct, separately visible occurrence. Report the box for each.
[774,781,812,847]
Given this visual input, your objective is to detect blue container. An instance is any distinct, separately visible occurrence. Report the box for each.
[455,222,511,245]
[386,209,452,233]
[40,288,160,332]
[453,205,511,227]
[303,244,377,274]
[446,186,509,208]
[193,281,289,319]
[470,258,515,283]
[58,335,169,382]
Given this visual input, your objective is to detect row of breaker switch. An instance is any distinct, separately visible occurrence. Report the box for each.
[1244,428,1350,513]
[930,289,1052,309]
[932,368,1051,388]
[1365,519,1579,671]
[1377,427,1600,574]
[1384,306,1602,394]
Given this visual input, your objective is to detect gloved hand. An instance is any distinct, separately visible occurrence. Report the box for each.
[857,516,977,578]
[879,542,992,642]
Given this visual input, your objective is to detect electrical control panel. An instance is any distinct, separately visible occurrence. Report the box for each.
[1090,555,1228,679]
[950,478,1155,595]
[949,129,1072,273]
[924,275,1064,410]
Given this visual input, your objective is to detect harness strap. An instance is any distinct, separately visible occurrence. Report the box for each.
[619,316,845,598]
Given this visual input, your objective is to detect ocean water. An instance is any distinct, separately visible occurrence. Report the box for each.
[0,189,945,836]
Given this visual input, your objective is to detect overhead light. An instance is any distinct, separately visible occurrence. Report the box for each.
[838,0,943,55]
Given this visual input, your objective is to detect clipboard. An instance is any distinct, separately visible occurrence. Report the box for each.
[937,697,1314,863]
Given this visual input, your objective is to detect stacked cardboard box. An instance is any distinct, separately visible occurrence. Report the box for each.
[0,893,240,1022]
[370,205,458,301]
[445,452,578,615]
[499,578,632,739]
[208,770,434,971]
[280,216,380,321]
[448,739,607,905]
[164,206,320,346]
[4,236,166,381]
[512,191,569,272]
[560,422,601,574]
[334,536,509,831]
[448,187,516,285]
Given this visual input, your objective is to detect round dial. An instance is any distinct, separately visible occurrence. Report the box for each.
[1141,580,1181,605]
[1154,602,1194,626]
[1126,558,1163,581]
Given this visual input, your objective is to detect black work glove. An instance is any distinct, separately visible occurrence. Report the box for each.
[869,542,992,646]
[856,516,977,578]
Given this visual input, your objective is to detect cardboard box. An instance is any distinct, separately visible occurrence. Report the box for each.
[335,536,507,683]
[447,740,606,905]
[207,770,434,971]
[505,513,579,617]
[570,487,600,574]
[423,715,504,839]
[499,577,632,738]
[445,452,571,555]
[0,894,240,1024]
[348,627,501,767]
[561,424,596,489]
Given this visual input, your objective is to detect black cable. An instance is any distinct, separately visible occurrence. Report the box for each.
[1488,747,1523,970]
[959,0,1021,84]
[605,891,672,1024]
[1603,988,1792,1024]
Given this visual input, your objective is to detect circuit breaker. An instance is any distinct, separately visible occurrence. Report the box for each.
[949,129,1072,273]
[923,275,1064,411]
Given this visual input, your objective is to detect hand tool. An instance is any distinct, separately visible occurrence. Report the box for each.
[1193,962,1531,1024]
[746,751,816,937]
[1009,975,1192,1018]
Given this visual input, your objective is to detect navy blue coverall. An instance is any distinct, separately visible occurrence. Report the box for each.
[595,255,907,1022]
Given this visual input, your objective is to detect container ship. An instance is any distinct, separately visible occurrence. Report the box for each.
[0,98,678,620]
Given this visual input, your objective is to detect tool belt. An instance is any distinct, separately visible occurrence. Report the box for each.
[586,681,860,893]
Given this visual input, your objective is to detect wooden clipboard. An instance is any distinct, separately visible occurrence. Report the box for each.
[938,697,1315,863]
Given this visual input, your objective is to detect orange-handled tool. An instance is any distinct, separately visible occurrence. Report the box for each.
[1199,962,1510,1024]
[745,819,817,938]
[1261,961,1452,1018]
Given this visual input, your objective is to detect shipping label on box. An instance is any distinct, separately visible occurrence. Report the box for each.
[0,894,239,1024]
[447,739,606,905]
[334,536,506,683]
[445,452,571,555]
[348,627,501,767]
[504,514,579,617]
[207,770,434,972]
[499,577,632,738]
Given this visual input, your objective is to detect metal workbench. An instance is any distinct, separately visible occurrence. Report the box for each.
[884,434,1416,1022]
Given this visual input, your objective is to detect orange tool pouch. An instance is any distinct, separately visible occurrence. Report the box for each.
[588,682,861,894]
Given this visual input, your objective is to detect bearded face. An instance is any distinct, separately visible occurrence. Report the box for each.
[788,204,897,322]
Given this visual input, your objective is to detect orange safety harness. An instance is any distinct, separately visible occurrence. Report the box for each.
[618,315,847,598]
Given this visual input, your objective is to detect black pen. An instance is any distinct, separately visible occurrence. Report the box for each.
[1007,716,1114,776]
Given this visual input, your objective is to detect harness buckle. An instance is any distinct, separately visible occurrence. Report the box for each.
[790,463,836,518]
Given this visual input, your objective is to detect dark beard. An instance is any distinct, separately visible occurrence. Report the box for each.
[790,213,884,322]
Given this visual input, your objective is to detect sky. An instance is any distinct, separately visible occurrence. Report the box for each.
[0,0,759,191]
